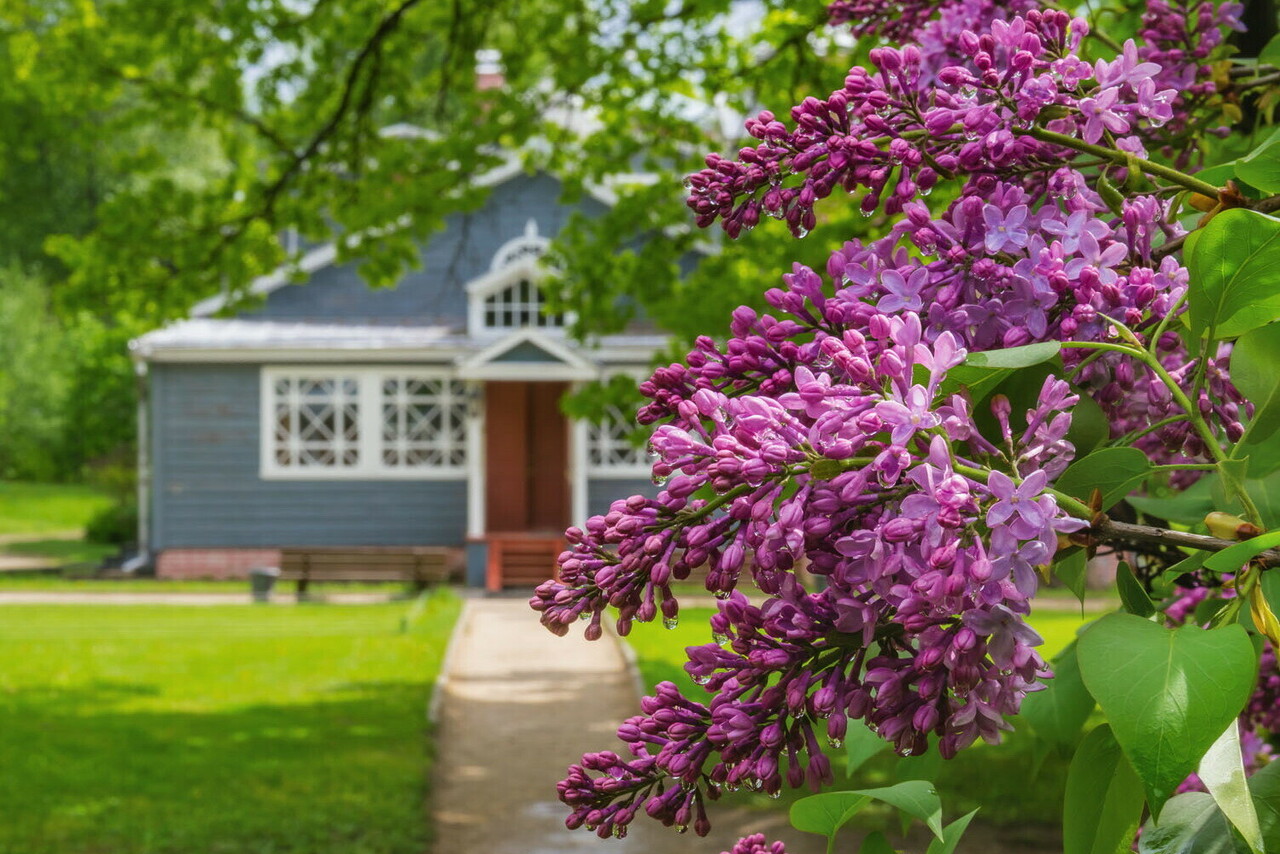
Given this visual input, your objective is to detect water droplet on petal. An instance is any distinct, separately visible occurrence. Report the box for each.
[677,825,689,834]
[713,590,731,600]
[827,737,844,749]
[712,631,729,645]
[768,791,782,799]
[692,673,711,685]
[663,617,679,629]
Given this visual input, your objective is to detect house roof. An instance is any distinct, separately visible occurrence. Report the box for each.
[130,319,667,368]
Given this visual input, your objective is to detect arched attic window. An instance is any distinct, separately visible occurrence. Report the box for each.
[467,219,566,335]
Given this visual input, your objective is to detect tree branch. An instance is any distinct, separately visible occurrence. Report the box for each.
[1086,516,1280,567]
[195,0,426,286]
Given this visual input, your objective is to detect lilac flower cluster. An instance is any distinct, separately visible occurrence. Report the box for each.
[539,314,1085,836]
[540,1,1258,848]
[686,11,1183,237]
[1139,0,1244,142]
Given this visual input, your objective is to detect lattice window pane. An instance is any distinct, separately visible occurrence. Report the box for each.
[380,376,468,471]
[271,375,360,469]
[481,278,564,329]
[588,406,653,471]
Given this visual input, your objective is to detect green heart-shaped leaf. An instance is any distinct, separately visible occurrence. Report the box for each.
[1077,613,1257,817]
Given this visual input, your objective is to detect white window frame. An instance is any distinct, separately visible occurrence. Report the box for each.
[464,218,574,338]
[586,404,654,478]
[260,366,472,480]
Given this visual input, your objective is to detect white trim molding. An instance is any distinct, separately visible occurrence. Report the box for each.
[260,366,473,481]
[456,329,599,382]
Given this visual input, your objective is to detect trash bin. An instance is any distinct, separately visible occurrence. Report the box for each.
[249,566,281,603]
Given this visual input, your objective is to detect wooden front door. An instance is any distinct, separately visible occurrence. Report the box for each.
[484,382,570,533]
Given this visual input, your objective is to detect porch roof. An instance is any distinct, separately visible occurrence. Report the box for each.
[129,319,668,367]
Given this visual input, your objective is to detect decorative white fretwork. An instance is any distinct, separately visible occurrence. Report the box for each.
[587,406,653,476]
[490,218,551,271]
[272,376,361,468]
[262,368,469,479]
[381,377,468,468]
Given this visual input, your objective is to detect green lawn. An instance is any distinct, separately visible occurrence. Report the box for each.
[0,576,425,594]
[0,482,111,537]
[1,539,117,565]
[0,593,461,854]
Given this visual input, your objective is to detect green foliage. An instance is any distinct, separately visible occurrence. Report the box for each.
[1199,722,1266,853]
[1055,447,1154,511]
[0,481,111,537]
[1063,725,1146,854]
[1187,209,1280,340]
[1116,561,1158,617]
[1019,642,1096,751]
[0,596,460,854]
[83,500,138,547]
[1077,614,1258,816]
[0,267,71,480]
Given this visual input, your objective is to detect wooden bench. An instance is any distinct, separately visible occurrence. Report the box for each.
[279,547,456,600]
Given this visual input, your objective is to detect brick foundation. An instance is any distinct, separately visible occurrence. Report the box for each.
[156,548,283,580]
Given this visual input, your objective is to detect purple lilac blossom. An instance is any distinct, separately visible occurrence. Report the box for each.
[536,314,1086,836]
[538,0,1255,841]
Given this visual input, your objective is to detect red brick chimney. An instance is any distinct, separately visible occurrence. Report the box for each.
[476,49,504,92]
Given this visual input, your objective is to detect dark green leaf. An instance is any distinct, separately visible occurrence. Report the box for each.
[1019,641,1095,748]
[1055,447,1154,510]
[1188,209,1280,340]
[1117,560,1157,617]
[1203,531,1280,573]
[963,341,1062,369]
[925,810,979,854]
[1064,724,1147,854]
[790,792,871,839]
[851,781,944,840]
[1067,393,1110,456]
[1193,163,1239,188]
[1231,323,1280,447]
[1054,550,1089,605]
[859,831,897,854]
[1235,126,1280,195]
[1138,793,1244,854]
[1248,761,1280,850]
[1261,34,1280,65]
[1197,722,1264,853]
[1127,474,1219,525]
[845,719,891,778]
[1077,614,1258,816]
[1098,174,1126,215]
[942,343,1064,401]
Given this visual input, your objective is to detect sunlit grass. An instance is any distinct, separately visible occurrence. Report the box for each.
[0,592,461,854]
[0,481,110,537]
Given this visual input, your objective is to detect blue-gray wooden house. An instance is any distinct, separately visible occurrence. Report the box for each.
[130,167,665,587]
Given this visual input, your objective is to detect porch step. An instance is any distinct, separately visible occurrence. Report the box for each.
[484,534,566,592]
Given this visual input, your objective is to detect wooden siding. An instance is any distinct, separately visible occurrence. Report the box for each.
[242,174,607,326]
[149,363,467,550]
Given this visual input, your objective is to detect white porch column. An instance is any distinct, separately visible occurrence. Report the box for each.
[466,383,486,538]
[570,388,590,529]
